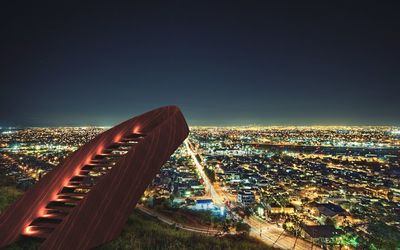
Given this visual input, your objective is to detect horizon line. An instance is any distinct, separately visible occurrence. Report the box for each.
[1,124,400,129]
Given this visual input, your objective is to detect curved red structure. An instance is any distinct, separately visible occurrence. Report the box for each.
[0,106,189,249]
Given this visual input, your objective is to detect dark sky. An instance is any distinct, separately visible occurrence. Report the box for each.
[1,1,399,126]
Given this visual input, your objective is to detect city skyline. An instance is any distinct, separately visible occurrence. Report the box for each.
[2,122,400,128]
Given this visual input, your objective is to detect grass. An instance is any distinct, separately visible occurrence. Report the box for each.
[97,209,274,250]
[0,185,41,250]
[0,184,273,250]
[0,186,22,213]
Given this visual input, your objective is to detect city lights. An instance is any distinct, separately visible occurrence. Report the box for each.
[1,125,399,249]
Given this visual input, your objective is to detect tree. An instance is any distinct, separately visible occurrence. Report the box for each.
[324,217,335,226]
[243,207,253,218]
[235,222,251,235]
[368,222,400,250]
[204,167,216,183]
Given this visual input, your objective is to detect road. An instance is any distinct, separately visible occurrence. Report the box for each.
[137,205,219,235]
[184,139,224,206]
[246,216,318,250]
[185,138,320,250]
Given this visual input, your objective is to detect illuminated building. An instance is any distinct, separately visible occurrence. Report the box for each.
[195,199,214,210]
[237,190,255,206]
[267,204,295,214]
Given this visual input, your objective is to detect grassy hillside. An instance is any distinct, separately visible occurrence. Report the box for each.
[0,185,273,250]
[98,210,274,250]
[0,186,22,213]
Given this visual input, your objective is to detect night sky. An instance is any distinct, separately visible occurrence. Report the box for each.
[1,1,399,126]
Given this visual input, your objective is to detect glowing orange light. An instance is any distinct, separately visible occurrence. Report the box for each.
[74,168,81,175]
[42,212,52,218]
[84,156,91,165]
[63,178,69,187]
[51,191,59,201]
[133,126,141,134]
[24,226,36,235]
[96,145,104,155]
[37,207,45,217]
[114,133,122,142]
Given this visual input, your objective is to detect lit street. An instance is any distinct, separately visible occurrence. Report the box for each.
[185,138,320,250]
